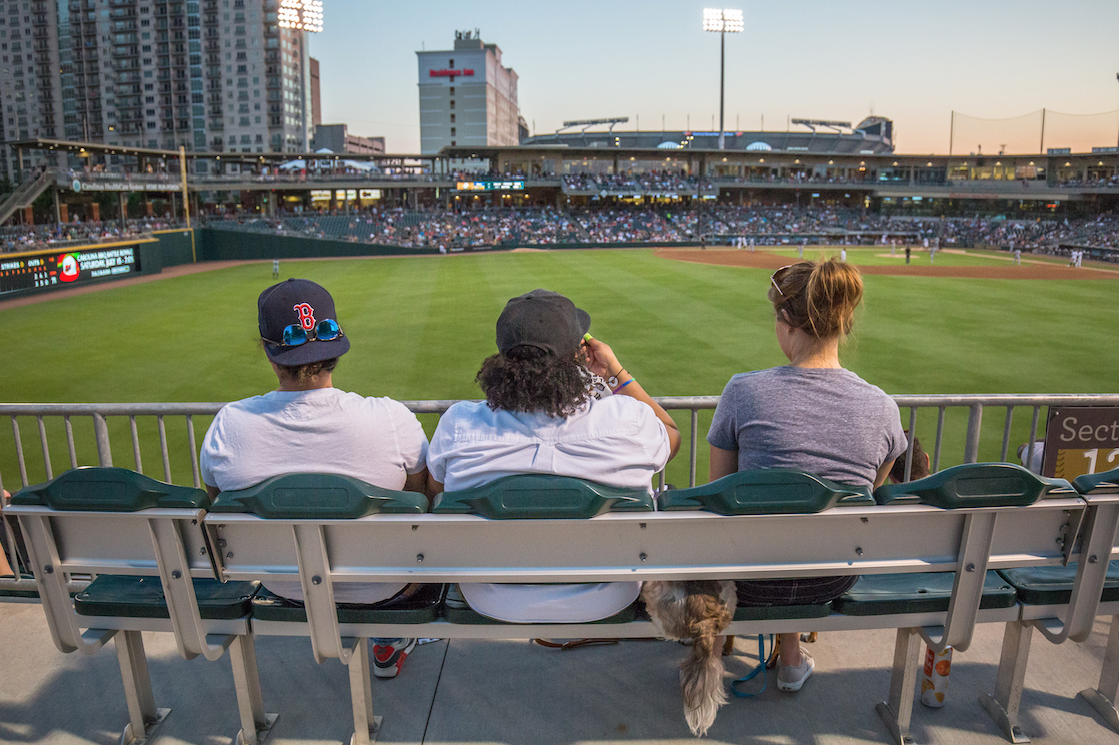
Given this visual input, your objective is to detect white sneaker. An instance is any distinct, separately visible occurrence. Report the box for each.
[777,649,815,692]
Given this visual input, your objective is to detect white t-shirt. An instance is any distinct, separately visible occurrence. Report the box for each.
[200,387,429,604]
[428,396,671,623]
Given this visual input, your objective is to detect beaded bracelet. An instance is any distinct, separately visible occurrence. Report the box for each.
[612,378,636,394]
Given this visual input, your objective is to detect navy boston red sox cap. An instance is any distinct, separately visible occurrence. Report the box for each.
[258,278,351,366]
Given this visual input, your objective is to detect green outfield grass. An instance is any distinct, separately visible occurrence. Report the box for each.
[3,248,1118,489]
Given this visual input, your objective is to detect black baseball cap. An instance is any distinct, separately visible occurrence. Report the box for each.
[258,279,351,366]
[496,289,590,357]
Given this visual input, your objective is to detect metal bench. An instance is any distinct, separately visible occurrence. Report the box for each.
[207,464,1082,745]
[8,463,1100,745]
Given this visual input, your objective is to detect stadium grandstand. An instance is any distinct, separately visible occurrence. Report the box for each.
[0,131,1116,261]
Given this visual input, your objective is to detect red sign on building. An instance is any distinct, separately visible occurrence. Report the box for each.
[429,68,475,78]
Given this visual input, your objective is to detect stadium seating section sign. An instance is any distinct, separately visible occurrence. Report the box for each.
[1042,407,1119,480]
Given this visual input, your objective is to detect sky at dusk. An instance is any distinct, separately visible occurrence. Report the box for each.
[309,0,1119,156]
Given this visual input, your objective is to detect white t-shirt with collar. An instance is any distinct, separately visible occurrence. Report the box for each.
[200,387,429,604]
[427,395,671,623]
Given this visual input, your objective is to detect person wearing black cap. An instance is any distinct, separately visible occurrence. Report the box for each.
[199,278,431,678]
[426,289,681,623]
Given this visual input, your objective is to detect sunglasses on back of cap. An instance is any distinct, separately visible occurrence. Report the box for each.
[262,318,344,348]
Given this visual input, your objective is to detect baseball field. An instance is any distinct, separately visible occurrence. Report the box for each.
[3,245,1118,488]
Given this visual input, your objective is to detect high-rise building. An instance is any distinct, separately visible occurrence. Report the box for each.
[309,54,320,126]
[415,29,519,154]
[0,0,320,182]
[0,1,66,182]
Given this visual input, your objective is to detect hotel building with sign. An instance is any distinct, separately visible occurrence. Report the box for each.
[416,30,519,154]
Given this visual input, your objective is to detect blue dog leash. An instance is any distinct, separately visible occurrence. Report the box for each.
[730,634,773,698]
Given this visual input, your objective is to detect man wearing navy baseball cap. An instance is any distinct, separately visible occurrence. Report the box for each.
[199,278,430,679]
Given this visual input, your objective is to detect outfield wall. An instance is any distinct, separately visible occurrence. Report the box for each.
[197,230,697,260]
[151,229,196,269]
[198,229,439,260]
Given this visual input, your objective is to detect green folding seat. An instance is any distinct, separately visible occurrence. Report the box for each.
[657,468,873,514]
[433,474,653,624]
[209,472,442,624]
[987,464,1119,740]
[835,571,1018,616]
[10,467,269,745]
[208,473,441,745]
[840,463,1072,616]
[660,469,875,621]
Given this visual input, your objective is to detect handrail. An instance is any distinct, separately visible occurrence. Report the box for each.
[4,393,1119,593]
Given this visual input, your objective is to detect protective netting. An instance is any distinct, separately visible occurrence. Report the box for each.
[951,109,1119,155]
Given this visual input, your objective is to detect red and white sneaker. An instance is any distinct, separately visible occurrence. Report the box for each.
[372,638,417,679]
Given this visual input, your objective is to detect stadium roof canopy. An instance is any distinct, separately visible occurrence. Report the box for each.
[520,117,894,155]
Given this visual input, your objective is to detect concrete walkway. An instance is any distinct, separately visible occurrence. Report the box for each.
[2,596,1119,744]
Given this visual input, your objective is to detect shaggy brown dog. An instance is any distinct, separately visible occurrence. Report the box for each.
[643,579,737,736]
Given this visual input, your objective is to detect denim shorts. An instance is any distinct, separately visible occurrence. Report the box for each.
[735,575,857,607]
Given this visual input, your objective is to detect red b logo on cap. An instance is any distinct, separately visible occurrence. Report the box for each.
[293,303,315,330]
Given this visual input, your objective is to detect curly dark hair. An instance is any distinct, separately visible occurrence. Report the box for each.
[476,346,593,419]
[275,357,339,385]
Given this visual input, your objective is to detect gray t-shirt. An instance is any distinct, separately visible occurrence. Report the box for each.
[707,366,907,488]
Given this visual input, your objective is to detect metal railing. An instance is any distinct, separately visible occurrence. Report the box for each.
[4,393,1119,594]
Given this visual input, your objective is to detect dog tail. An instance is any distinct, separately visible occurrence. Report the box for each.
[644,581,736,737]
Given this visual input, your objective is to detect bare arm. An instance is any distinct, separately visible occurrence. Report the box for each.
[426,474,444,499]
[709,445,739,481]
[583,337,681,459]
[873,459,897,490]
[404,467,437,508]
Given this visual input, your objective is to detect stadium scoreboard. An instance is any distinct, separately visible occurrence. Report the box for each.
[0,245,141,298]
[456,180,525,192]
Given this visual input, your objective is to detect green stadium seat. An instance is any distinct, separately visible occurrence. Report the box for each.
[657,468,872,514]
[211,472,442,745]
[433,474,653,517]
[852,464,1072,623]
[76,575,259,620]
[873,462,1074,507]
[11,465,210,511]
[209,472,428,517]
[836,571,1017,616]
[997,563,1119,606]
[1073,465,1119,496]
[10,467,273,745]
[434,475,653,625]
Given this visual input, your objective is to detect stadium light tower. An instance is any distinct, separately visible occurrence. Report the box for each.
[703,8,742,150]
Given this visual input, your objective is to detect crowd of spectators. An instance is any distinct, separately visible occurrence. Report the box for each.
[572,209,679,243]
[4,204,1119,257]
[0,217,185,253]
[200,205,1119,256]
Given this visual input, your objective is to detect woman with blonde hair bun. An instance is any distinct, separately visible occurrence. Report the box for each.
[707,257,907,691]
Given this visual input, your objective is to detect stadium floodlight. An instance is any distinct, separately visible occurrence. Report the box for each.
[278,0,323,33]
[703,9,742,150]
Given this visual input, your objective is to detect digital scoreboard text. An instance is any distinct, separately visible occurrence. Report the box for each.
[0,246,141,297]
